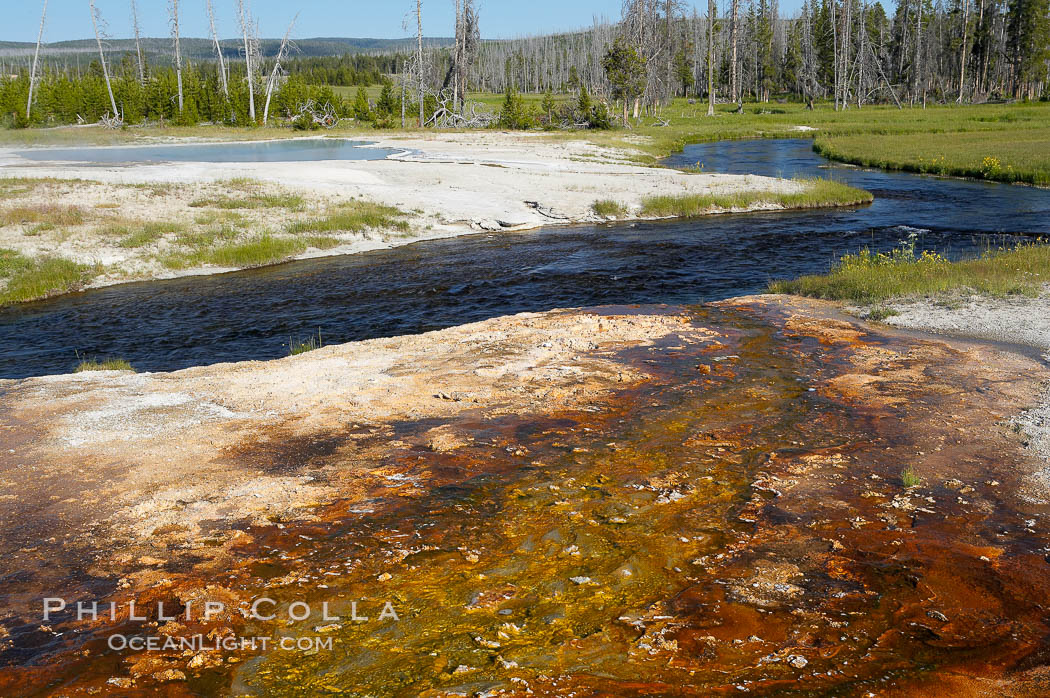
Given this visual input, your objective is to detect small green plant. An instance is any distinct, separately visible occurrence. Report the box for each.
[592,200,628,218]
[290,329,324,356]
[901,466,922,488]
[866,306,900,322]
[74,355,134,373]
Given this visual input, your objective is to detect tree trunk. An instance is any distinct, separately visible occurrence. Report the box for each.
[665,0,674,105]
[958,0,969,102]
[731,0,740,102]
[239,0,256,122]
[263,14,297,124]
[453,0,461,112]
[89,0,119,118]
[207,0,228,98]
[707,0,715,116]
[131,0,145,85]
[913,0,923,103]
[27,0,47,120]
[832,0,839,110]
[171,0,183,114]
[418,0,425,127]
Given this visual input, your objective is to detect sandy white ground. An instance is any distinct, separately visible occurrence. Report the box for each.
[1,132,804,233]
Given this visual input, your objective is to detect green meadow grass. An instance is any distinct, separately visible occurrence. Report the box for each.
[640,177,871,217]
[814,127,1050,185]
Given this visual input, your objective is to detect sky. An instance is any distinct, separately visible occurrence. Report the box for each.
[3,0,623,44]
[2,0,809,44]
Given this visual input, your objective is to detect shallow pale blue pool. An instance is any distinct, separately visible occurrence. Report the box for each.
[14,138,394,164]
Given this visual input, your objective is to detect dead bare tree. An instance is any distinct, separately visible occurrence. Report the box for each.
[130,0,145,85]
[417,0,425,126]
[294,99,337,128]
[453,0,462,111]
[730,0,740,102]
[427,89,495,128]
[27,0,47,120]
[207,0,228,98]
[168,0,184,113]
[239,0,258,122]
[442,0,480,111]
[263,14,298,124]
[707,0,715,116]
[89,0,120,122]
[958,0,970,102]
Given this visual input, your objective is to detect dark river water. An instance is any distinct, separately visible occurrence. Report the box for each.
[2,139,1049,379]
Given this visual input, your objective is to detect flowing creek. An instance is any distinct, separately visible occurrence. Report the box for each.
[2,139,1049,379]
[2,140,1050,696]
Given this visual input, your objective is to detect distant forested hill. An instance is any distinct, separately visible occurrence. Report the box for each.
[0,36,453,60]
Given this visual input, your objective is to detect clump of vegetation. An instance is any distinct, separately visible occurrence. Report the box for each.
[74,357,134,373]
[769,241,1050,303]
[287,201,409,235]
[24,222,57,236]
[192,210,248,227]
[290,329,324,356]
[0,248,94,306]
[189,192,305,211]
[497,86,537,130]
[1,204,85,227]
[866,306,900,322]
[160,233,339,270]
[640,178,871,217]
[901,466,922,488]
[593,200,629,218]
[0,178,48,199]
[102,220,187,248]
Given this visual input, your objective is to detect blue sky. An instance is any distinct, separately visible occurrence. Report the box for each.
[3,0,647,43]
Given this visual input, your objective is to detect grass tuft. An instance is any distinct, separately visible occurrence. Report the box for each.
[160,232,339,270]
[769,241,1050,304]
[287,201,409,235]
[75,357,134,373]
[640,178,871,217]
[100,220,187,248]
[189,192,305,211]
[1,204,85,227]
[289,329,324,356]
[592,200,629,218]
[866,306,900,322]
[901,466,922,488]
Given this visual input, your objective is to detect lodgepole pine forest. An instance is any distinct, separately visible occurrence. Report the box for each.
[1,0,1047,129]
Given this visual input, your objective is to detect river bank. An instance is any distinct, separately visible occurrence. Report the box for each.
[1,294,1049,695]
[0,132,873,305]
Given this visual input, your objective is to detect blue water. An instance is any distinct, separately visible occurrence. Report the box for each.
[2,139,1048,379]
[14,138,395,164]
